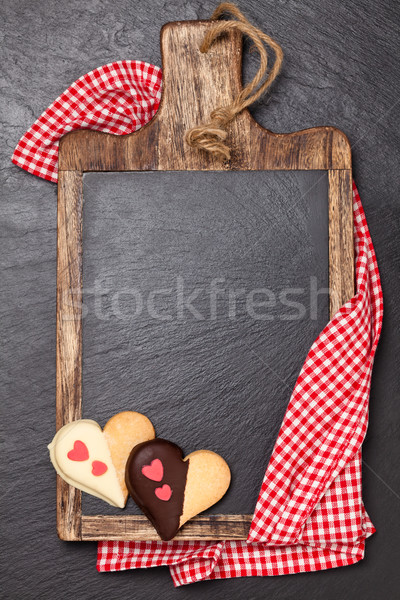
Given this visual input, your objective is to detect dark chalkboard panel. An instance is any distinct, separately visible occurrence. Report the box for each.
[81,170,329,519]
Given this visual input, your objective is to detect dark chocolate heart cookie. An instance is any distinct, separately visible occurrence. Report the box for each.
[125,438,230,540]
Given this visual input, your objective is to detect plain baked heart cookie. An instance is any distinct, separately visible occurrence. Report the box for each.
[125,439,231,540]
[103,411,155,503]
[48,412,155,508]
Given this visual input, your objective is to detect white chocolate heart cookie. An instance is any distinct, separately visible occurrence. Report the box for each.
[48,419,125,507]
[48,412,155,508]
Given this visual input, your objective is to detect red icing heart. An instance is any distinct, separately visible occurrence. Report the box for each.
[67,440,89,462]
[91,460,108,476]
[141,458,164,482]
[155,484,172,502]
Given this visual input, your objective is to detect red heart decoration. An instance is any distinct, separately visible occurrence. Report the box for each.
[141,458,164,482]
[92,460,108,476]
[155,484,172,502]
[67,440,89,462]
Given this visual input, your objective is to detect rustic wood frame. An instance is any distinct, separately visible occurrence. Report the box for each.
[56,20,354,541]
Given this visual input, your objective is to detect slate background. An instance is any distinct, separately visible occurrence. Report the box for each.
[1,1,399,599]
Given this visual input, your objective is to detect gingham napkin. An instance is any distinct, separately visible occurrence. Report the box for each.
[12,61,383,586]
[12,61,162,182]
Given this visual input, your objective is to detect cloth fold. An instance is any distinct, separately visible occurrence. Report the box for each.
[12,62,382,586]
[12,61,161,183]
[248,204,382,545]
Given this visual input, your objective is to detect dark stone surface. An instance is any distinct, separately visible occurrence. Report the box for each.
[1,1,399,599]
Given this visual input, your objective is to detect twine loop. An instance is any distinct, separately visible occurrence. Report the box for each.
[185,3,284,160]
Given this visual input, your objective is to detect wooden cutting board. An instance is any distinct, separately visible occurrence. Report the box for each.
[56,19,354,541]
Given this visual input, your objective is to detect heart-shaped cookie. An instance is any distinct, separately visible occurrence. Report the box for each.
[125,439,231,540]
[48,412,155,507]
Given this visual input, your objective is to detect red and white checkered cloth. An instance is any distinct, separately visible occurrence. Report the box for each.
[12,61,162,182]
[13,61,382,586]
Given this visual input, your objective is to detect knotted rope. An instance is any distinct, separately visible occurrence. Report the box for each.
[185,3,283,160]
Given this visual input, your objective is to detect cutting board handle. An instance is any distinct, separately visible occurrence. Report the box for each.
[156,21,244,137]
[59,18,351,171]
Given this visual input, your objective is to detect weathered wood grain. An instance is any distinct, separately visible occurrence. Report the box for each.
[81,514,252,541]
[56,170,83,541]
[56,19,354,541]
[328,169,354,315]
